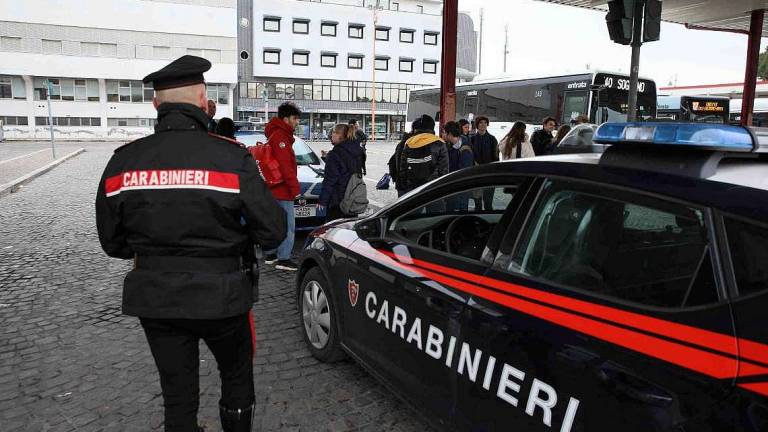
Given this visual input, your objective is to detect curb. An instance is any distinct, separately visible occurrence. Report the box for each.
[0,148,86,198]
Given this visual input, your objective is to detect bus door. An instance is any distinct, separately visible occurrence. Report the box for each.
[463,94,478,121]
[561,91,589,125]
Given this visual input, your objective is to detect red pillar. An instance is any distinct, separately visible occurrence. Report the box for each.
[741,9,764,126]
[439,0,458,130]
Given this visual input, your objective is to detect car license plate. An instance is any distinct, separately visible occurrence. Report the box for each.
[294,205,316,218]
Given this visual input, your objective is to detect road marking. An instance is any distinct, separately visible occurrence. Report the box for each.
[0,149,49,165]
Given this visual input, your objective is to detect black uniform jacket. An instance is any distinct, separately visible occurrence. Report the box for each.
[95,103,287,319]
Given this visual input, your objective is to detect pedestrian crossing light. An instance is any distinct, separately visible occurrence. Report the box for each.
[643,0,662,42]
[606,0,634,45]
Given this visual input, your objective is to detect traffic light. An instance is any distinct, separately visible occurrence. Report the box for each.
[643,0,662,42]
[606,0,634,45]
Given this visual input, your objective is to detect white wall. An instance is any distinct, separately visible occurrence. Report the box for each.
[252,0,442,85]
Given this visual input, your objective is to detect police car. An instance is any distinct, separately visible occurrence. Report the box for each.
[235,131,325,230]
[296,122,768,432]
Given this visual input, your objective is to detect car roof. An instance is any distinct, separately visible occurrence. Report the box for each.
[426,155,768,222]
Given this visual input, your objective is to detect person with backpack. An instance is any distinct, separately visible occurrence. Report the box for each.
[318,123,368,220]
[389,114,448,197]
[498,121,535,160]
[263,102,301,271]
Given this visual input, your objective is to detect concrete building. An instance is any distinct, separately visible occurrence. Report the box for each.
[457,12,478,82]
[236,0,446,139]
[0,0,237,141]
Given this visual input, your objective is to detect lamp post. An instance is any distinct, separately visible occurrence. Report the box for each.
[370,0,382,141]
[46,79,56,159]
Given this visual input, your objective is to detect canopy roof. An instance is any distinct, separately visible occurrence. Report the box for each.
[539,0,768,34]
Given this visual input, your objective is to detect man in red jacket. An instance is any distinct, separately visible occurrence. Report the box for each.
[264,102,301,271]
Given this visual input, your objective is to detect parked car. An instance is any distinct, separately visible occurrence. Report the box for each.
[296,121,768,432]
[235,131,325,231]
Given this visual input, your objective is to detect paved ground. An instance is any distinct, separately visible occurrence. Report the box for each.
[0,142,430,431]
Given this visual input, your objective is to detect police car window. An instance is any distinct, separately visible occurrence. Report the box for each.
[388,185,518,261]
[725,217,768,297]
[507,179,718,308]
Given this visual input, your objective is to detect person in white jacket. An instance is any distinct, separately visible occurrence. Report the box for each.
[498,121,536,160]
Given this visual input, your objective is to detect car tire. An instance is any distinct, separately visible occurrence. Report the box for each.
[298,267,345,363]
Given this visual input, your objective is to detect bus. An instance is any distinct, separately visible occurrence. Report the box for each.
[656,95,729,123]
[729,98,768,126]
[406,71,657,137]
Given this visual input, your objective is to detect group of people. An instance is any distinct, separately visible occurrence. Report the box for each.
[387,113,591,197]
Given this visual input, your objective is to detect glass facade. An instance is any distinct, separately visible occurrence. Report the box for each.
[239,80,419,104]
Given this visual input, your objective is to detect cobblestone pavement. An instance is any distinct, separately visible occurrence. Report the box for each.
[0,144,431,431]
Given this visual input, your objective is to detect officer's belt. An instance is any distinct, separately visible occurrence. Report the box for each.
[134,256,242,273]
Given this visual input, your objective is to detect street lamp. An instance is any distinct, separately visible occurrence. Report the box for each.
[46,79,56,159]
[370,0,383,141]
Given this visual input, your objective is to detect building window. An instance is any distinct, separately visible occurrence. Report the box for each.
[153,46,171,60]
[400,30,414,43]
[82,42,118,57]
[424,32,439,45]
[391,2,399,10]
[417,4,424,13]
[263,17,280,32]
[107,118,157,127]
[423,60,438,74]
[42,39,62,55]
[207,83,229,105]
[0,76,26,100]
[0,116,29,126]
[321,22,337,37]
[34,78,99,101]
[375,27,390,41]
[348,55,363,69]
[106,80,152,103]
[293,51,309,66]
[321,53,337,68]
[263,49,280,64]
[349,25,364,39]
[375,57,389,71]
[399,58,413,72]
[0,36,22,51]
[293,19,309,34]
[35,117,101,127]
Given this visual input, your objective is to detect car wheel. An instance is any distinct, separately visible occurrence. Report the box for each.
[298,267,345,362]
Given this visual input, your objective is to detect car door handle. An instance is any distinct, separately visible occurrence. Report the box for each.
[596,364,673,407]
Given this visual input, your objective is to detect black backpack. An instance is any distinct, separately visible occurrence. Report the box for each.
[397,143,435,191]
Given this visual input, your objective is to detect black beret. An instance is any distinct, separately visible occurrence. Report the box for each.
[142,55,211,91]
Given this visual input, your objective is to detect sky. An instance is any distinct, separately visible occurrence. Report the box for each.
[459,0,768,87]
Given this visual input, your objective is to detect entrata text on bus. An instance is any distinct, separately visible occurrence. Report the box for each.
[407,72,657,134]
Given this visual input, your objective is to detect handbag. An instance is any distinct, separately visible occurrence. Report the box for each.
[247,142,284,187]
[376,173,391,190]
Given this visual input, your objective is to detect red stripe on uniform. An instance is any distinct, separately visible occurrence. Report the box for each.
[207,171,240,189]
[248,310,256,359]
[104,174,123,194]
[378,250,768,368]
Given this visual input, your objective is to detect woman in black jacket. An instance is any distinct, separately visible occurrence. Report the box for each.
[318,123,364,220]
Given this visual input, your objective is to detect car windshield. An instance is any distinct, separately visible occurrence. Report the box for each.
[235,133,321,166]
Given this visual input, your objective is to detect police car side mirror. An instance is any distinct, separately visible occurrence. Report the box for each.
[354,218,383,241]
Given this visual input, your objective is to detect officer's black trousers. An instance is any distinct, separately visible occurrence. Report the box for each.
[140,313,255,432]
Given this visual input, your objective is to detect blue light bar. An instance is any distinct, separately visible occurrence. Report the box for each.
[593,122,756,152]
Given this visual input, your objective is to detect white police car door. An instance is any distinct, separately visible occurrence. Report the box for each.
[342,180,529,426]
[458,178,737,432]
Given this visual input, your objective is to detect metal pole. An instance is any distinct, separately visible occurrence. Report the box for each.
[371,3,378,141]
[46,79,56,159]
[263,89,268,123]
[627,0,645,122]
[478,8,484,76]
[503,24,508,73]
[741,9,764,126]
[439,0,459,130]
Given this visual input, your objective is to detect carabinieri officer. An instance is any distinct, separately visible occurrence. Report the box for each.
[95,55,286,432]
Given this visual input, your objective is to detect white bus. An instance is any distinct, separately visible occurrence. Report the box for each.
[729,98,768,126]
[406,71,657,138]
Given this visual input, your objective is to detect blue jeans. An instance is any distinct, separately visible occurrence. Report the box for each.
[267,200,295,260]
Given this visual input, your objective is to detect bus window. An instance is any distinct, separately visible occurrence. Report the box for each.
[561,91,588,125]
